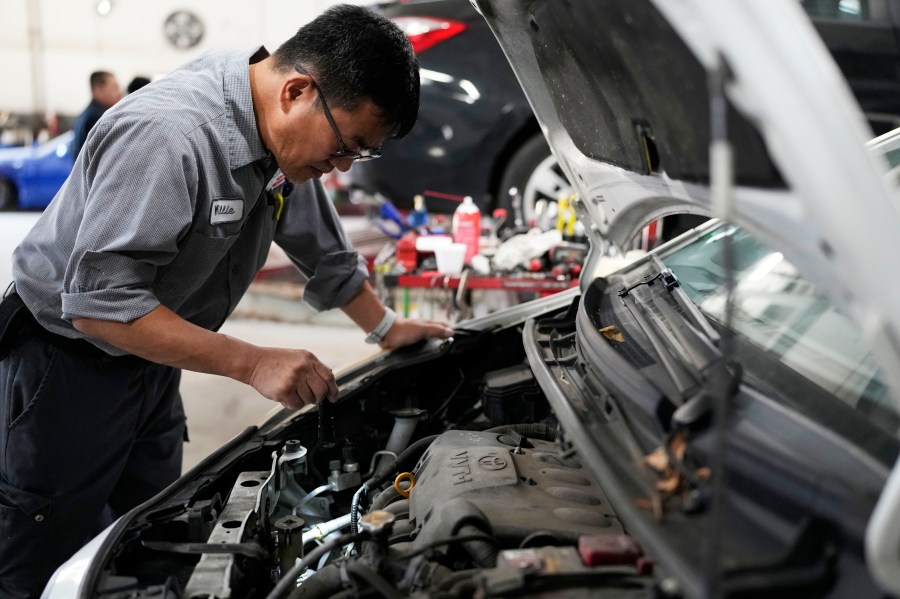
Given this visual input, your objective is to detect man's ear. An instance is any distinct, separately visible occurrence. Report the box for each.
[279,75,312,112]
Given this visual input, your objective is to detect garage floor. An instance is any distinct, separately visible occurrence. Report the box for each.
[0,213,379,472]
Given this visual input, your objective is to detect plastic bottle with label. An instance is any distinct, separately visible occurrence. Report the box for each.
[452,195,481,263]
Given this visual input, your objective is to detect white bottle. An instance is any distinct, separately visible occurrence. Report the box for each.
[452,196,481,263]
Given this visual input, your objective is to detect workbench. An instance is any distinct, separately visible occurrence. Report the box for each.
[385,271,576,293]
[380,270,578,322]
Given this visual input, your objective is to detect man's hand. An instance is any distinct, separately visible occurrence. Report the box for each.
[341,282,455,350]
[247,347,339,409]
[73,306,338,410]
[379,318,454,350]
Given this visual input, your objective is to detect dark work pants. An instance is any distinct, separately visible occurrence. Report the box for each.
[0,330,186,598]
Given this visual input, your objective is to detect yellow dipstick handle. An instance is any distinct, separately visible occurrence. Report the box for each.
[394,472,417,498]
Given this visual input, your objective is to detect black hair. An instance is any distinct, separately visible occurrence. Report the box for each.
[272,4,419,138]
[127,76,151,94]
[89,71,114,90]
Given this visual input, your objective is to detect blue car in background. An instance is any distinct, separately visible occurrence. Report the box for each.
[0,131,74,211]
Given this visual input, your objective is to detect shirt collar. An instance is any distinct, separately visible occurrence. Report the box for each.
[224,45,271,170]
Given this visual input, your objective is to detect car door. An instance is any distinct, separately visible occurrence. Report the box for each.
[27,136,73,209]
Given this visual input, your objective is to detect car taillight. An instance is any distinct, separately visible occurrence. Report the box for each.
[391,16,467,54]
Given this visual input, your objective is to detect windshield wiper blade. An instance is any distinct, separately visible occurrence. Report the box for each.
[649,284,721,374]
[618,282,702,404]
[618,265,738,426]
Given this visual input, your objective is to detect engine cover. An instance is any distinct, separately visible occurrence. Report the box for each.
[409,430,623,544]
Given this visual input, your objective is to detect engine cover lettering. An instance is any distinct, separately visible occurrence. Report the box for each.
[410,430,622,545]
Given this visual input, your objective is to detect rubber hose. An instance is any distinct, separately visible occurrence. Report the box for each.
[484,423,557,441]
[265,532,359,599]
[424,570,480,599]
[374,434,440,488]
[370,485,403,511]
[352,435,440,534]
[458,523,498,568]
[345,561,406,599]
[286,564,343,599]
[435,569,482,591]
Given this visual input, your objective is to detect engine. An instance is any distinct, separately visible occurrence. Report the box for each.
[174,425,651,599]
[101,321,656,598]
[408,430,620,548]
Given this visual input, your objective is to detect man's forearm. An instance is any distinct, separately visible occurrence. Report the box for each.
[340,281,388,333]
[340,280,455,349]
[72,305,259,384]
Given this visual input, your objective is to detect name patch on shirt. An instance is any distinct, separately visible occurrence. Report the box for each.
[210,199,244,224]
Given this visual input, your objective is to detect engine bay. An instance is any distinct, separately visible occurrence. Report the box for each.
[87,299,657,598]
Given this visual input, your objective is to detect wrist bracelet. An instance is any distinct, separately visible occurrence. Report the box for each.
[364,307,397,344]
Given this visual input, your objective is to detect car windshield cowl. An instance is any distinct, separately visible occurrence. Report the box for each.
[617,264,731,402]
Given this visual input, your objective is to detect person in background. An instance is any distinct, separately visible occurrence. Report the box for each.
[70,70,121,158]
[126,75,151,94]
[0,5,452,596]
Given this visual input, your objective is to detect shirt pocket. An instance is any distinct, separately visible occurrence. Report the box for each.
[156,223,239,299]
[176,196,247,271]
[198,196,247,239]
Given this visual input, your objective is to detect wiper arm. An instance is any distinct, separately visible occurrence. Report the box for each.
[651,255,720,346]
[618,265,738,426]
[618,281,702,404]
[649,278,721,374]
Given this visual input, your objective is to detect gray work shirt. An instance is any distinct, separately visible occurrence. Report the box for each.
[12,47,368,356]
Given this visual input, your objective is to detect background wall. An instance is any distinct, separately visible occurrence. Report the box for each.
[0,0,365,119]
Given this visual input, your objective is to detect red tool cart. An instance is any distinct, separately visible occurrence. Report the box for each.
[380,269,578,322]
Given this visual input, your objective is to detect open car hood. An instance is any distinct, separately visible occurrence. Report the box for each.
[40,4,900,598]
[475,0,900,591]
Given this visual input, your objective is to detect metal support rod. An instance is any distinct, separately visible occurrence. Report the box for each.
[703,55,736,599]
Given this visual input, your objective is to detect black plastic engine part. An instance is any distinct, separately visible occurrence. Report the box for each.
[482,364,547,425]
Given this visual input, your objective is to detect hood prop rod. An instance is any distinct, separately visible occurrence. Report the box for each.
[703,54,738,599]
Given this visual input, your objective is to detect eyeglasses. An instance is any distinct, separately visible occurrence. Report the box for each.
[295,65,382,162]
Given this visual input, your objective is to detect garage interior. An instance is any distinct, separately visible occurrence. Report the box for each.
[0,0,607,471]
[4,1,900,598]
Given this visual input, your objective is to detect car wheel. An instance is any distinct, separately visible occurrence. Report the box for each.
[0,178,18,211]
[498,134,569,227]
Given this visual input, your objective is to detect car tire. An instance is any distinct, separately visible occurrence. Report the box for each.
[0,178,17,211]
[498,134,569,227]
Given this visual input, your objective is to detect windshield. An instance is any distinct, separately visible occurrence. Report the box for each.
[663,225,899,437]
[868,127,900,168]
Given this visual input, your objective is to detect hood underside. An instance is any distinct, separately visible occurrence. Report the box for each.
[493,0,785,190]
[475,0,900,592]
[473,0,900,590]
[474,0,900,388]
